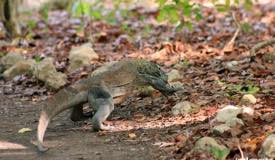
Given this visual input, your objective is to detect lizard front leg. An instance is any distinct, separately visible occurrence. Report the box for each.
[88,86,114,131]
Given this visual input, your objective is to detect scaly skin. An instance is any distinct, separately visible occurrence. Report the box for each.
[37,59,180,152]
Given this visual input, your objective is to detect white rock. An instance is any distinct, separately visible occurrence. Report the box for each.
[33,58,67,89]
[3,59,35,79]
[225,117,244,126]
[138,86,155,96]
[170,81,184,90]
[0,52,24,69]
[33,58,55,79]
[261,112,275,122]
[215,105,242,123]
[213,117,244,134]
[213,124,231,134]
[259,134,275,158]
[167,69,181,82]
[171,101,200,116]
[241,94,257,104]
[242,107,254,116]
[46,74,67,89]
[225,60,238,71]
[194,137,229,159]
[68,43,99,72]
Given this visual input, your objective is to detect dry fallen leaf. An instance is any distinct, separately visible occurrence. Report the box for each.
[133,113,146,122]
[175,134,186,143]
[153,142,175,148]
[242,136,265,152]
[128,133,137,139]
[18,128,32,133]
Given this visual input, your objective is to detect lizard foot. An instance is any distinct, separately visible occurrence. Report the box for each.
[37,145,49,153]
[93,124,114,132]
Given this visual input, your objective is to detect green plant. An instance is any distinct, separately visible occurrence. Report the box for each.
[240,22,251,33]
[34,55,42,63]
[142,24,152,37]
[233,84,260,94]
[156,0,254,30]
[212,0,253,11]
[216,81,259,96]
[225,83,260,95]
[208,146,230,160]
[71,0,102,20]
[40,4,49,22]
[0,52,5,57]
[27,20,36,30]
[180,59,190,67]
[156,0,202,30]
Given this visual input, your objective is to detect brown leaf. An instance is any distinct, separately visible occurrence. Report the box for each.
[242,136,265,152]
[150,49,168,62]
[133,113,146,122]
[175,134,186,143]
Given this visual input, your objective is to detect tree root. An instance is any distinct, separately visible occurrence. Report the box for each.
[250,38,275,57]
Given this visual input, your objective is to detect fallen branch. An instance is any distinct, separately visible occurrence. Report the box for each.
[250,38,275,56]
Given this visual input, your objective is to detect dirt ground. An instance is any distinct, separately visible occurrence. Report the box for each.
[0,1,274,159]
[0,92,190,160]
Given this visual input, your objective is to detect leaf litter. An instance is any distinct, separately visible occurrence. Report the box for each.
[0,1,274,159]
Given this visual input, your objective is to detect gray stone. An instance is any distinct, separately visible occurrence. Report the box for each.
[241,94,257,104]
[259,134,275,158]
[3,59,35,80]
[68,43,99,72]
[0,52,24,69]
[171,101,200,116]
[194,137,230,160]
[33,58,67,89]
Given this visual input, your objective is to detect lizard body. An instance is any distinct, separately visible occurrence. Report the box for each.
[37,59,179,152]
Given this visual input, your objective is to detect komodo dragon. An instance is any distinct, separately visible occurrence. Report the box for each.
[37,59,180,152]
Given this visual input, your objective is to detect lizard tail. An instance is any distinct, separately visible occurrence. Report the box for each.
[36,88,87,152]
[37,104,68,152]
[37,111,50,152]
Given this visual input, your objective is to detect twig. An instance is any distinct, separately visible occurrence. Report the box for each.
[238,144,245,160]
[223,12,241,51]
[250,38,275,56]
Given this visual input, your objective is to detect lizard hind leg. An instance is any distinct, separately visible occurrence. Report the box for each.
[88,86,114,131]
[70,105,92,122]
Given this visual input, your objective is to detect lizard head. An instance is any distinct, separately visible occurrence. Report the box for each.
[135,60,168,83]
[134,59,182,96]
